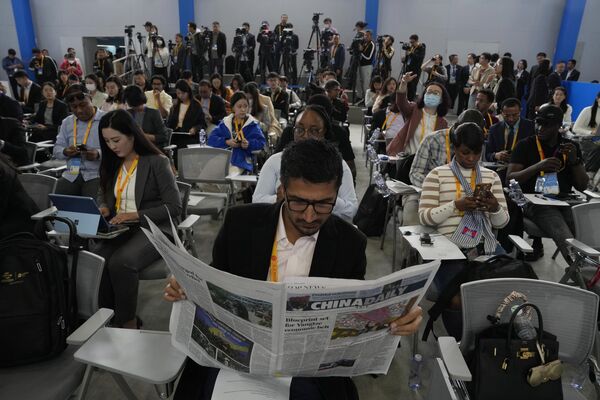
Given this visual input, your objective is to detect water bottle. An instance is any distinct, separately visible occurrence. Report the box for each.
[508,179,527,207]
[408,353,423,390]
[373,171,391,198]
[366,145,378,163]
[198,129,207,146]
[368,128,382,145]
[512,305,536,340]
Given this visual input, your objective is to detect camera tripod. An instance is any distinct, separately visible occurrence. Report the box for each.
[123,32,149,83]
[298,16,322,85]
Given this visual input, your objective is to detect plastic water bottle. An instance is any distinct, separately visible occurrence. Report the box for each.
[366,145,378,163]
[512,305,536,340]
[508,179,527,207]
[373,171,391,198]
[198,129,207,146]
[408,353,423,390]
[369,128,382,145]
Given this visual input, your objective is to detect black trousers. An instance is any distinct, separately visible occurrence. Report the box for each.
[191,54,205,81]
[407,77,419,101]
[259,53,273,83]
[457,87,470,115]
[55,175,99,198]
[174,360,359,400]
[239,60,254,83]
[447,83,459,110]
[209,57,224,76]
[94,226,160,326]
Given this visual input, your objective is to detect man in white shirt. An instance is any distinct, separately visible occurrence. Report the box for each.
[144,75,172,119]
[253,105,358,221]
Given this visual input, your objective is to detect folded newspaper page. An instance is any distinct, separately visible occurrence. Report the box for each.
[142,218,439,377]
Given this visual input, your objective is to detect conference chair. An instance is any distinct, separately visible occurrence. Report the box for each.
[177,147,234,219]
[139,181,200,280]
[16,141,41,172]
[564,202,600,289]
[17,173,57,210]
[0,250,109,400]
[429,278,599,400]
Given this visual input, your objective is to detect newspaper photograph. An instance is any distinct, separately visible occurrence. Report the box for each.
[142,217,439,377]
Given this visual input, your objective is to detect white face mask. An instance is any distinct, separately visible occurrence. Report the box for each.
[85,83,96,92]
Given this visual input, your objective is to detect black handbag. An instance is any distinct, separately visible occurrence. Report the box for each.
[469,302,563,400]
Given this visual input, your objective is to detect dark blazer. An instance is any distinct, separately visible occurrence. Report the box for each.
[97,154,181,234]
[33,99,69,129]
[445,64,462,85]
[547,72,562,93]
[527,74,548,116]
[266,89,289,118]
[28,56,58,85]
[516,70,530,100]
[167,99,207,133]
[0,117,28,166]
[0,93,24,120]
[561,69,580,81]
[19,82,43,113]
[494,78,516,109]
[129,107,169,147]
[209,31,227,58]
[207,93,226,125]
[458,65,470,88]
[330,44,345,73]
[94,58,114,77]
[485,117,535,162]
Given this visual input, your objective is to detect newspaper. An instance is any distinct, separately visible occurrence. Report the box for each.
[142,218,439,377]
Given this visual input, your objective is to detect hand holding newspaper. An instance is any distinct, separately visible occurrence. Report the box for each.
[142,217,439,377]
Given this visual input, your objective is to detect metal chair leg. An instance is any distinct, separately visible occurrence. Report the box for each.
[552,248,560,260]
[75,365,94,400]
[380,198,394,250]
[154,382,175,399]
[110,372,138,400]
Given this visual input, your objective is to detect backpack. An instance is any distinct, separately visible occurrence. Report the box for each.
[422,254,538,341]
[0,217,79,367]
[353,184,388,237]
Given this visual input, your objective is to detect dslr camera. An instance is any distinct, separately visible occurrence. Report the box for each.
[124,25,135,36]
[400,41,412,51]
[312,12,323,24]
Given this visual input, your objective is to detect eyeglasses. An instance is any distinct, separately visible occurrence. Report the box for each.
[285,193,336,214]
[293,126,324,138]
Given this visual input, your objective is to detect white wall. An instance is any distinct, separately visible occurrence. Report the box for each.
[0,0,20,80]
[378,0,565,75]
[576,0,600,82]
[195,0,366,73]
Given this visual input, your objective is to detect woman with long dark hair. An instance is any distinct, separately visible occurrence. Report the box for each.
[545,86,573,126]
[94,109,181,329]
[229,74,245,93]
[166,79,207,149]
[101,75,125,112]
[515,59,529,101]
[493,56,515,110]
[372,76,397,113]
[573,91,600,136]
[210,72,233,113]
[527,58,550,118]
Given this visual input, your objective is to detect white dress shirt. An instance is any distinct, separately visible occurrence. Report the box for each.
[113,165,137,213]
[268,206,319,282]
[252,152,358,221]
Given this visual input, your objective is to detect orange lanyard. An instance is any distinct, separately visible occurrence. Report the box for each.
[504,125,519,151]
[445,129,452,163]
[382,112,399,130]
[115,156,139,212]
[535,136,566,177]
[233,119,245,141]
[73,110,96,146]
[269,239,278,282]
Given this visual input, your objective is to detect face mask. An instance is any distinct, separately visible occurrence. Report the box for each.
[424,93,441,108]
[85,83,96,92]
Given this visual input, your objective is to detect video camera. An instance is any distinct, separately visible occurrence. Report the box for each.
[400,41,412,51]
[235,26,248,36]
[124,25,135,36]
[348,31,365,55]
[312,12,323,25]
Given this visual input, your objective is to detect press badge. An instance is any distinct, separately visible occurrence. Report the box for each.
[212,43,218,51]
[67,157,81,175]
[542,172,559,195]
[37,69,43,75]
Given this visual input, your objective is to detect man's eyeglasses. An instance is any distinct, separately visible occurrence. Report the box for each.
[293,126,324,138]
[285,193,336,214]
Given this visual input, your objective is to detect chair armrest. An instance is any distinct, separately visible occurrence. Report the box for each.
[163,144,177,151]
[31,206,58,220]
[584,190,600,199]
[17,162,41,171]
[566,238,600,258]
[66,308,114,345]
[438,336,472,381]
[37,140,54,145]
[508,235,534,254]
[36,143,55,149]
[178,214,200,231]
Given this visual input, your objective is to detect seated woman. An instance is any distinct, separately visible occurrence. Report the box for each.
[123,85,169,148]
[56,70,70,100]
[371,76,397,113]
[364,75,383,111]
[166,79,207,149]
[418,122,508,338]
[228,73,245,94]
[208,92,266,174]
[94,109,181,329]
[572,91,600,136]
[84,73,108,109]
[211,73,233,113]
[100,75,126,112]
[29,82,69,142]
[545,86,573,131]
[253,104,358,221]
[244,82,282,138]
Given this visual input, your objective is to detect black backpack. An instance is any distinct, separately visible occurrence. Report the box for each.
[353,184,388,237]
[0,217,79,367]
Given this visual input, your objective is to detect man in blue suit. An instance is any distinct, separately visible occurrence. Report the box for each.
[329,34,345,82]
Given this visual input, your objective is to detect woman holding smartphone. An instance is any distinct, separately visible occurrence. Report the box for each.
[93,109,181,329]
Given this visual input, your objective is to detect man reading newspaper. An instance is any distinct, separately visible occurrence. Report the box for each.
[165,139,423,400]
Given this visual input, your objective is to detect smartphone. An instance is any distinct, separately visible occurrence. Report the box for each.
[420,233,433,246]
[473,183,492,198]
[76,144,87,151]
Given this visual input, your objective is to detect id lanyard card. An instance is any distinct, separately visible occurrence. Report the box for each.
[67,157,81,175]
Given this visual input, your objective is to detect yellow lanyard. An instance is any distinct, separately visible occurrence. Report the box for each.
[483,113,492,134]
[535,136,566,177]
[445,129,452,163]
[115,156,139,213]
[233,119,245,141]
[504,125,519,151]
[454,171,477,200]
[73,110,96,146]
[381,112,399,130]
[269,239,278,282]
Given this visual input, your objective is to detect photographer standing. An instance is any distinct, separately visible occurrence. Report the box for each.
[170,33,186,82]
[232,22,256,83]
[329,34,345,82]
[357,29,375,104]
[273,14,289,73]
[143,21,158,75]
[401,34,426,101]
[280,24,299,85]
[257,22,276,84]
[152,35,170,81]
[377,35,395,80]
[208,22,227,75]
[320,17,338,68]
[187,22,205,82]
